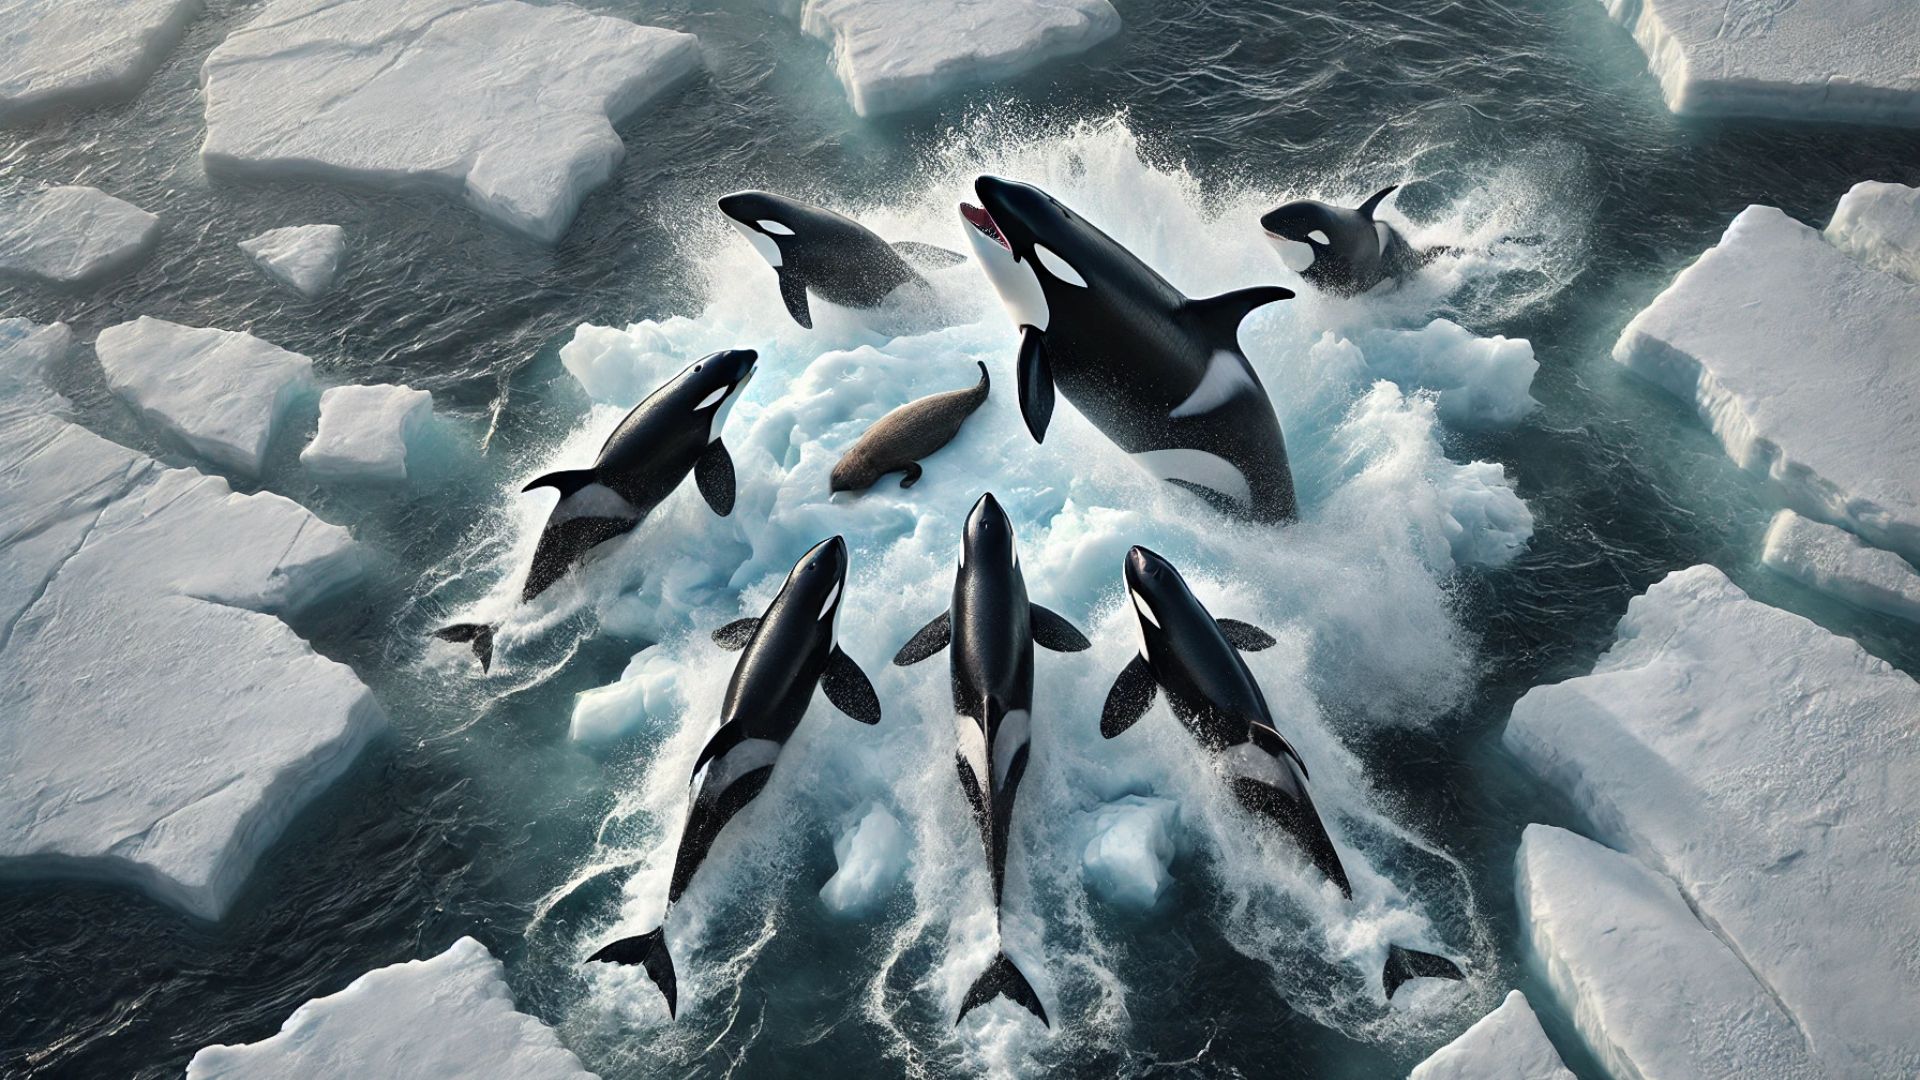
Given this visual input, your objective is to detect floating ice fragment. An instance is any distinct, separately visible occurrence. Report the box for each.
[1761,509,1920,624]
[0,184,161,284]
[821,805,910,916]
[239,223,345,298]
[1080,795,1178,910]
[302,384,433,484]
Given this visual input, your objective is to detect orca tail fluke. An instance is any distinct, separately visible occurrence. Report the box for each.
[956,951,1048,1027]
[588,928,679,1018]
[433,623,495,671]
[1382,943,1465,999]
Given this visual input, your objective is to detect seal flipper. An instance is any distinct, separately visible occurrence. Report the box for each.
[1031,605,1090,652]
[778,272,813,329]
[1383,943,1464,999]
[1182,286,1294,353]
[1101,655,1158,738]
[695,440,735,517]
[524,468,598,498]
[1016,326,1055,443]
[893,611,952,665]
[899,462,923,488]
[587,928,678,1018]
[434,623,495,671]
[891,241,967,269]
[1216,618,1276,652]
[956,951,1048,1027]
[1357,184,1399,219]
[713,617,760,651]
[822,648,881,724]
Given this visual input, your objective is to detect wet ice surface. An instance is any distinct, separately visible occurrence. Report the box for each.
[1408,989,1571,1080]
[238,224,345,299]
[0,0,203,121]
[0,185,161,285]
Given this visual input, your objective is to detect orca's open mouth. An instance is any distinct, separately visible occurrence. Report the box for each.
[961,203,1010,251]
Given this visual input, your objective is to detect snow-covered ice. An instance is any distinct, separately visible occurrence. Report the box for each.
[95,317,315,477]
[1762,509,1920,624]
[0,316,71,376]
[1514,825,1816,1080]
[1343,320,1537,430]
[0,325,380,922]
[1080,795,1178,910]
[0,0,203,121]
[1825,180,1920,284]
[1408,989,1572,1080]
[1506,566,1920,1076]
[770,0,1121,117]
[1615,201,1920,562]
[0,184,161,284]
[185,937,596,1079]
[199,0,702,243]
[1591,0,1920,127]
[239,224,346,298]
[302,384,433,484]
[820,805,910,916]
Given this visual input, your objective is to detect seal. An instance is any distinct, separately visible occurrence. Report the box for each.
[830,362,990,493]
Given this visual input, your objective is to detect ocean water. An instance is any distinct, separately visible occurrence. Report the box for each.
[3,0,1919,1077]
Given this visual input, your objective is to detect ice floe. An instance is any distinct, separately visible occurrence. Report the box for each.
[185,937,596,1078]
[1338,320,1537,430]
[1615,200,1920,562]
[1762,509,1920,624]
[1591,0,1920,127]
[1080,795,1178,911]
[0,0,203,121]
[1506,566,1920,1075]
[0,324,379,921]
[199,0,702,243]
[1408,989,1571,1080]
[239,223,346,298]
[820,804,910,916]
[1825,179,1920,284]
[302,384,433,484]
[1514,825,1816,1080]
[772,0,1121,117]
[0,184,161,284]
[95,316,315,477]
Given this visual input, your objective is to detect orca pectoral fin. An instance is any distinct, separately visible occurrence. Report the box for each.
[1383,944,1464,999]
[891,241,967,269]
[1358,183,1400,219]
[524,467,599,498]
[1016,326,1054,443]
[1030,605,1090,652]
[893,611,951,665]
[712,617,760,651]
[956,951,1048,1027]
[587,928,678,1018]
[1101,655,1158,738]
[695,439,736,517]
[778,272,813,328]
[1183,286,1295,353]
[822,648,881,724]
[1216,618,1277,652]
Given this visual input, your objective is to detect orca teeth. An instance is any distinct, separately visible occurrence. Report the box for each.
[961,202,1010,251]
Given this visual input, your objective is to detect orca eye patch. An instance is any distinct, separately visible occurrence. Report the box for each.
[694,385,728,410]
[1033,244,1087,287]
[758,220,795,236]
[1308,229,1330,246]
[818,579,842,619]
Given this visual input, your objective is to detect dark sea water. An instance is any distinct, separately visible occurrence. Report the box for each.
[4,0,1919,1077]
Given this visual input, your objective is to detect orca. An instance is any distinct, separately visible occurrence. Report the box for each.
[434,349,756,670]
[893,493,1089,1026]
[586,536,881,1016]
[1259,185,1438,297]
[719,190,966,329]
[1101,546,1465,999]
[960,176,1299,524]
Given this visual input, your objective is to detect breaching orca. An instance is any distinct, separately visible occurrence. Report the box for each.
[1102,546,1465,999]
[893,493,1090,1025]
[434,349,756,670]
[960,176,1299,524]
[1260,185,1438,297]
[719,190,966,329]
[586,536,881,1016]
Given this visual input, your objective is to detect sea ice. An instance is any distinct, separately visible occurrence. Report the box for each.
[820,805,910,916]
[185,937,596,1079]
[200,0,702,243]
[569,649,687,744]
[0,0,204,121]
[1080,795,1178,910]
[1590,0,1920,127]
[302,384,433,483]
[1762,509,1920,624]
[1614,202,1920,562]
[0,184,161,284]
[1346,320,1538,429]
[0,316,71,376]
[1514,825,1815,1080]
[0,333,380,922]
[771,0,1121,117]
[1506,566,1920,1075]
[1408,989,1572,1080]
[239,223,346,298]
[95,316,315,477]
[1824,180,1920,284]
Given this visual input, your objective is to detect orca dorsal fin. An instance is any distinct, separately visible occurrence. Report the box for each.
[1357,184,1399,219]
[1182,286,1294,353]
[891,241,967,270]
[524,467,598,498]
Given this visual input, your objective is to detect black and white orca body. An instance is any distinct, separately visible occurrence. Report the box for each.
[719,190,966,329]
[1101,546,1465,999]
[960,176,1300,524]
[1260,186,1432,297]
[893,494,1089,1026]
[587,536,882,1017]
[434,350,757,670]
